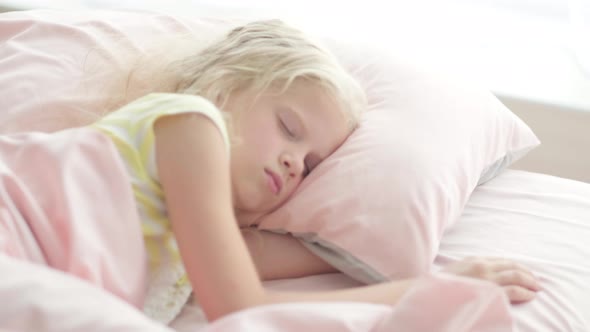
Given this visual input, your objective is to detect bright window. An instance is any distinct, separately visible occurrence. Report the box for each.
[1,0,588,109]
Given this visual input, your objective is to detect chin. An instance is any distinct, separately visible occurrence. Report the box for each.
[235,188,278,216]
[236,195,265,216]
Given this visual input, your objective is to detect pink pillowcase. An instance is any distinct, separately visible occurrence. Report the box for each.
[0,9,225,134]
[0,9,539,284]
[256,42,540,282]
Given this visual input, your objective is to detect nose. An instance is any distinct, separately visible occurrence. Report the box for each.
[280,151,305,178]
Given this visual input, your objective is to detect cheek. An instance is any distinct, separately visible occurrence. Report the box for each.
[240,121,281,158]
[249,134,278,161]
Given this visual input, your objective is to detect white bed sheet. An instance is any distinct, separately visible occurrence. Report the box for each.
[172,169,590,331]
[436,169,590,331]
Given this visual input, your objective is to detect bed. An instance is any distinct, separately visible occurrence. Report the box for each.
[168,169,590,331]
[0,8,589,332]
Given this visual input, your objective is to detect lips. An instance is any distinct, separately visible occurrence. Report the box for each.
[265,168,282,195]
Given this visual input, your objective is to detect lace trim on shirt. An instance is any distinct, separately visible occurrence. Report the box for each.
[143,260,192,325]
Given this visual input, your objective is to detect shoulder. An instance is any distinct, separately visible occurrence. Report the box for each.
[149,93,230,154]
[102,92,222,123]
[96,92,230,151]
[128,93,221,119]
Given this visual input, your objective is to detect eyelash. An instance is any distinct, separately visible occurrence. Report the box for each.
[279,118,312,177]
[279,119,295,139]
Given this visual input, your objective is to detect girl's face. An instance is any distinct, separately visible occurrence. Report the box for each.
[223,80,351,227]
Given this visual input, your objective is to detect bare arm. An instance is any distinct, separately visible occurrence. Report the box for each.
[241,229,337,281]
[156,113,266,320]
[155,113,539,321]
[155,113,418,320]
[244,228,542,304]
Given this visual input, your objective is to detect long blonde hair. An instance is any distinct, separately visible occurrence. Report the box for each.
[86,19,365,131]
[170,19,366,130]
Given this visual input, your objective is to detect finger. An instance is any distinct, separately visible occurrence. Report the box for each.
[490,260,540,280]
[494,270,541,291]
[503,286,537,304]
[489,259,528,272]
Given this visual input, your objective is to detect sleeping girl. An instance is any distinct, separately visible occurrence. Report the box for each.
[0,19,541,323]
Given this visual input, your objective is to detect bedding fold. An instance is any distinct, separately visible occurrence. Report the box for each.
[0,128,147,308]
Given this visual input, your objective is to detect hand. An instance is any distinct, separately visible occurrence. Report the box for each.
[441,257,541,304]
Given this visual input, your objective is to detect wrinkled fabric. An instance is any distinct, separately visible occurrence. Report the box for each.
[200,274,514,332]
[0,253,514,332]
[0,128,147,307]
[0,126,514,330]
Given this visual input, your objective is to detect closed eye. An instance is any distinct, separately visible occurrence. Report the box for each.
[279,118,296,139]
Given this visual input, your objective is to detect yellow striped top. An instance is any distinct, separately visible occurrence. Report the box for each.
[91,92,229,324]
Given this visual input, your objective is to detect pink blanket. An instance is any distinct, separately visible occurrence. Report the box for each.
[0,127,515,331]
[0,128,147,307]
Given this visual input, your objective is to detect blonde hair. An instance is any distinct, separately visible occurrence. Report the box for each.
[170,20,366,130]
[83,19,366,131]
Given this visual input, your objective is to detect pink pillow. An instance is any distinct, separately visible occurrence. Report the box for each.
[256,42,540,283]
[0,9,539,284]
[0,9,226,134]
